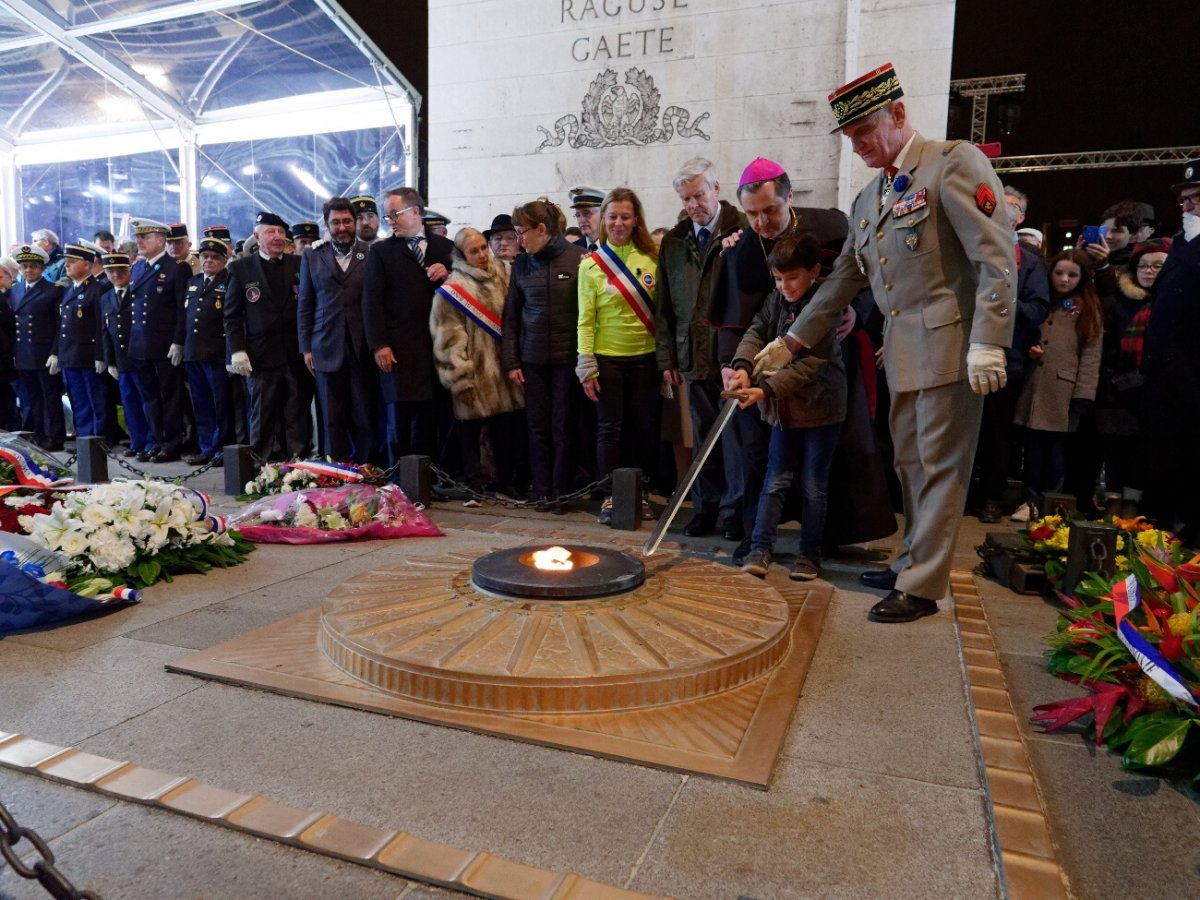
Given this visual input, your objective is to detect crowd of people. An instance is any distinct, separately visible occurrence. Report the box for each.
[1,64,1197,619]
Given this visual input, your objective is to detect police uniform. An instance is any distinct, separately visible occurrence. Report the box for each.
[183,238,232,464]
[568,185,605,253]
[224,211,311,459]
[128,218,191,460]
[786,63,1016,617]
[10,245,66,449]
[99,252,152,457]
[57,243,109,438]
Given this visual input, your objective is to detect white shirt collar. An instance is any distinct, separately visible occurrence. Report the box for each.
[145,251,166,266]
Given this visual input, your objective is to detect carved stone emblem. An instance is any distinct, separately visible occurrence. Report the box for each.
[535,67,710,152]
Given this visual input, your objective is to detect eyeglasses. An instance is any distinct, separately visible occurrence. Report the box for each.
[1179,192,1200,209]
[384,206,415,221]
[1136,262,1165,272]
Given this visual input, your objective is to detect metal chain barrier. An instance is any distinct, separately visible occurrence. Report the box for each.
[0,798,102,899]
[427,463,609,512]
[93,445,221,485]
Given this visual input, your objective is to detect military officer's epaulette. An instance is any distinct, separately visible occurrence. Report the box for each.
[942,140,966,156]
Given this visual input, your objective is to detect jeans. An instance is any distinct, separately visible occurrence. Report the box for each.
[1022,428,1066,499]
[750,422,841,557]
[594,353,658,482]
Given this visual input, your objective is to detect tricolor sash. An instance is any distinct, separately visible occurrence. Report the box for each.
[1111,574,1200,708]
[284,460,365,483]
[590,245,656,336]
[436,283,502,342]
[0,446,73,489]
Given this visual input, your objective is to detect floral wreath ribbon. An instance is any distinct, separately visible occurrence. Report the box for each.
[0,445,74,489]
[282,460,365,483]
[1111,573,1200,707]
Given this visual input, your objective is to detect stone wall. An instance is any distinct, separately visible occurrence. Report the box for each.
[427,0,955,231]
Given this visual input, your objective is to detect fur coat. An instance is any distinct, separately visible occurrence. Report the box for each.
[430,255,524,420]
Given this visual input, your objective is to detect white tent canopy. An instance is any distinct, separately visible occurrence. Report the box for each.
[0,0,418,246]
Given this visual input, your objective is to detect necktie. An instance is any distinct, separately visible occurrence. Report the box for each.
[408,237,425,265]
[202,277,211,292]
[697,226,710,251]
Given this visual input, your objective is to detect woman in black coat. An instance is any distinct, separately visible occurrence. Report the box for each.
[503,198,587,505]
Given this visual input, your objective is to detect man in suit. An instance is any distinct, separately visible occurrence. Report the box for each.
[56,243,109,439]
[10,245,65,449]
[656,157,748,538]
[127,218,190,461]
[766,62,1015,623]
[182,238,232,467]
[298,197,376,462]
[361,188,453,464]
[99,251,152,458]
[225,211,311,460]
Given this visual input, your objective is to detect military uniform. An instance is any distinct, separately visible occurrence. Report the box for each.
[99,255,152,456]
[184,243,231,462]
[224,212,311,459]
[788,68,1015,607]
[10,245,65,448]
[128,222,191,458]
[56,246,109,438]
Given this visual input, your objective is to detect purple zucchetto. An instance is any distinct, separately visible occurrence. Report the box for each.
[739,157,787,188]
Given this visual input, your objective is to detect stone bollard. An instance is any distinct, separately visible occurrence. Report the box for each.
[75,436,109,484]
[398,455,432,508]
[223,444,255,496]
[610,468,643,531]
[1040,492,1078,520]
[1063,522,1119,597]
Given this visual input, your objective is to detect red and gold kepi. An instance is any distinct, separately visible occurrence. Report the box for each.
[828,62,904,132]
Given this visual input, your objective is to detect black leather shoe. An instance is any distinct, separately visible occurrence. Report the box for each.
[183,453,212,467]
[859,568,898,589]
[123,447,140,458]
[867,590,939,623]
[721,517,745,542]
[152,450,181,463]
[977,501,1002,524]
[683,512,717,537]
[136,451,154,463]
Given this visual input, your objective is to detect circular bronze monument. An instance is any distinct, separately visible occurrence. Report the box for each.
[470,545,644,599]
[319,550,791,714]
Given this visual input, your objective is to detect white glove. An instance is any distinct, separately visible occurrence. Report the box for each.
[168,343,183,366]
[229,350,253,377]
[751,337,793,380]
[575,353,598,384]
[94,360,106,375]
[46,355,60,376]
[966,343,1008,395]
[107,365,119,380]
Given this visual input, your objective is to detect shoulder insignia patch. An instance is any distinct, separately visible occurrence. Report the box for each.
[942,140,964,156]
[974,184,996,217]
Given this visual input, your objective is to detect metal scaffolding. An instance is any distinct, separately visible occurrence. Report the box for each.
[992,146,1200,173]
[950,74,1026,144]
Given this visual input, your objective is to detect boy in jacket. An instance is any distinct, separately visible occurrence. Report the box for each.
[724,235,846,581]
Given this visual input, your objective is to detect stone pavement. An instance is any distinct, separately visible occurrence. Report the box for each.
[0,459,1195,898]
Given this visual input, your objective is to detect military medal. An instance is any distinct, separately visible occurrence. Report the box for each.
[854,249,866,275]
[215,300,221,309]
[76,307,83,318]
[858,218,868,230]
[905,230,919,252]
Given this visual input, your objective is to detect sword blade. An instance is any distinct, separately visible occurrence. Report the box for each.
[642,396,741,557]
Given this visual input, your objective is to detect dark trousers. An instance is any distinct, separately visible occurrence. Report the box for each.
[726,402,771,534]
[0,377,17,431]
[387,400,435,465]
[62,367,108,438]
[594,353,658,483]
[117,371,152,453]
[751,422,841,556]
[131,357,183,453]
[686,377,741,520]
[17,368,65,446]
[1141,412,1200,541]
[523,362,576,498]
[185,360,228,457]
[971,376,1020,506]
[458,411,521,489]
[315,355,377,463]
[246,360,312,459]
[1022,428,1066,499]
